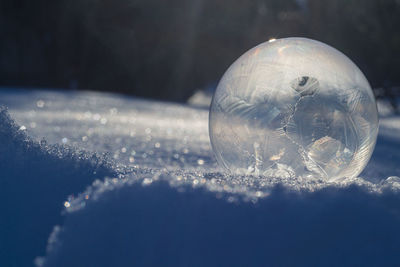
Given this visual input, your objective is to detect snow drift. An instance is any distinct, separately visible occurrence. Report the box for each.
[0,106,117,267]
[1,89,400,267]
[38,178,400,267]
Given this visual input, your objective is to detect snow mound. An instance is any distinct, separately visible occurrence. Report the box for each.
[0,106,117,267]
[37,176,400,267]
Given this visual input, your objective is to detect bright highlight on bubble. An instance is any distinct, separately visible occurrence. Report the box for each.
[209,37,378,181]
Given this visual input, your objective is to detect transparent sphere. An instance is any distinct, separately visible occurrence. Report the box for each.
[209,38,378,181]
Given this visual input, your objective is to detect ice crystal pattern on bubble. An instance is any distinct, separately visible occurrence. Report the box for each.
[209,38,378,181]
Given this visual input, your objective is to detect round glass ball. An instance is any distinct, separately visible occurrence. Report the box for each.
[209,37,378,181]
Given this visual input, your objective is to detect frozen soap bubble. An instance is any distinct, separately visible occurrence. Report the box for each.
[209,37,378,181]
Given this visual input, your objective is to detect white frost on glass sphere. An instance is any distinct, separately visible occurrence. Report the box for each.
[209,38,378,181]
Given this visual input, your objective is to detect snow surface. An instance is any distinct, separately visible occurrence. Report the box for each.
[0,88,400,266]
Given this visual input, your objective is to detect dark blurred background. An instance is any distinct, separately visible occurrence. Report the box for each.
[1,0,399,103]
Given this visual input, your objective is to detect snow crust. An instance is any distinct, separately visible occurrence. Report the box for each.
[0,88,399,266]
